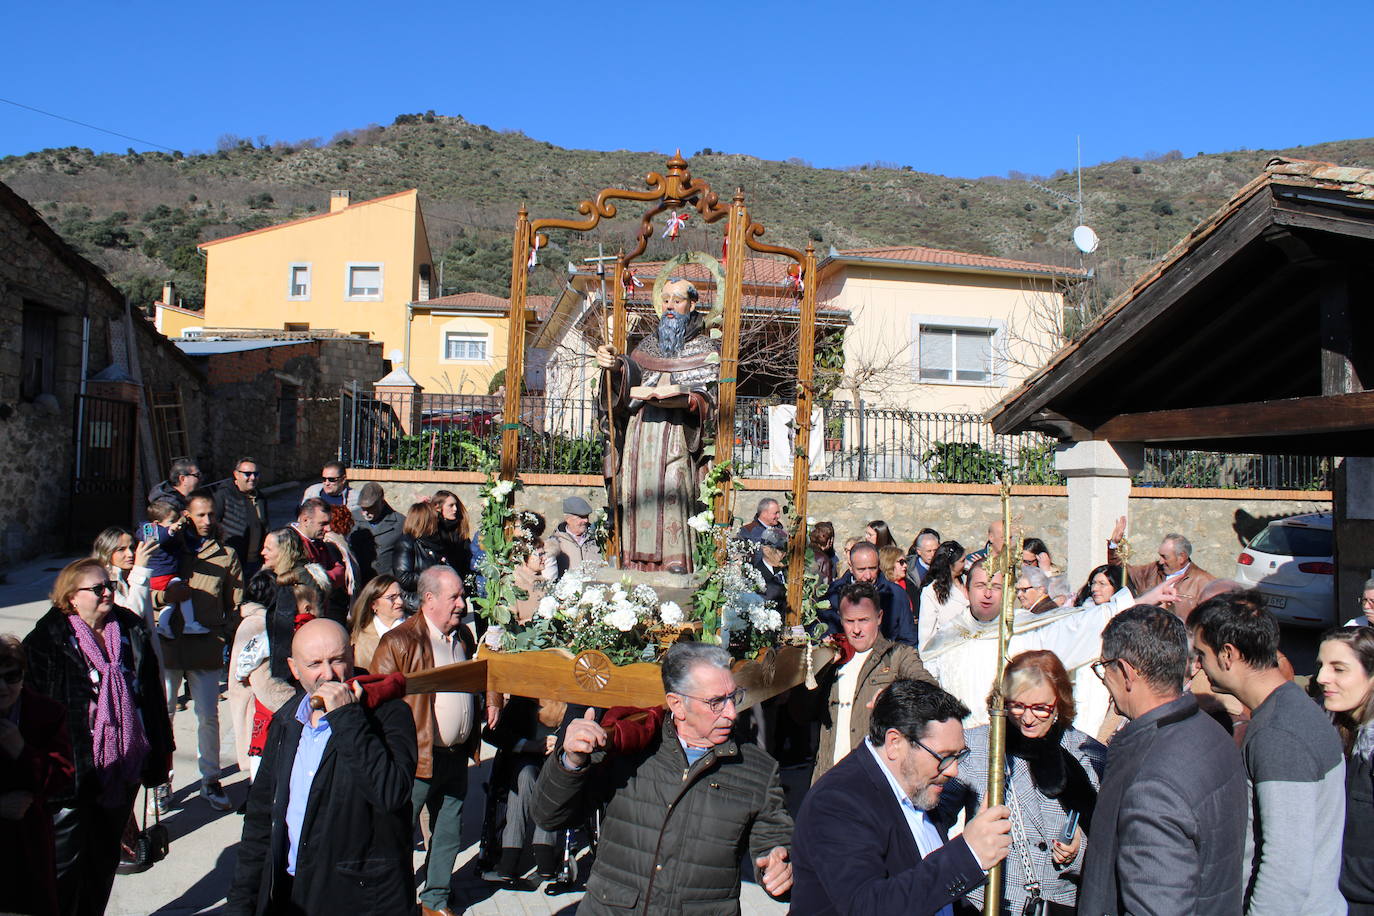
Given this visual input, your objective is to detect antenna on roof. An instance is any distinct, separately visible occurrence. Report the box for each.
[1071,136,1098,254]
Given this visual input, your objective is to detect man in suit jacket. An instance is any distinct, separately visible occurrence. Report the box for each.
[1080,605,1247,916]
[822,542,920,648]
[1108,516,1216,621]
[811,582,936,784]
[791,679,1011,915]
[226,618,417,916]
[750,526,789,607]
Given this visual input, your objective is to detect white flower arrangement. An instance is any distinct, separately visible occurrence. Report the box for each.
[659,600,684,626]
[686,511,712,533]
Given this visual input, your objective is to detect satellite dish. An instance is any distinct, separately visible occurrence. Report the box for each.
[388,348,404,364]
[1072,225,1099,254]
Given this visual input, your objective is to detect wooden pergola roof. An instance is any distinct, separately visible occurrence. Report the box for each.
[987,158,1374,456]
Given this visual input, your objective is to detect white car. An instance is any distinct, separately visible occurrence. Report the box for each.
[1234,512,1335,628]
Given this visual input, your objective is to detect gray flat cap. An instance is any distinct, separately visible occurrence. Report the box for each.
[563,496,593,516]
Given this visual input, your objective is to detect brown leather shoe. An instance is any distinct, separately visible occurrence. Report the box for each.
[420,906,455,916]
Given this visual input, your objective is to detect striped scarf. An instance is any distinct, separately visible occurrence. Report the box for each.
[67,613,149,801]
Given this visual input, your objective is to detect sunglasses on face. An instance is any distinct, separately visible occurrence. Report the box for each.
[0,670,22,685]
[237,470,260,477]
[322,475,345,482]
[77,582,114,599]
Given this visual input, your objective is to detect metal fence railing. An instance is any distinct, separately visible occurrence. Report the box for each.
[339,389,1331,490]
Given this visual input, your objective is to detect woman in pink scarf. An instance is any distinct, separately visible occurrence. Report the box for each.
[23,558,173,916]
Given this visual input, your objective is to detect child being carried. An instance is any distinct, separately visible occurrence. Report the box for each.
[142,500,211,638]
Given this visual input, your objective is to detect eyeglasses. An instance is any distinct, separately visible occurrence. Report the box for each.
[911,737,971,773]
[184,471,202,478]
[0,670,22,685]
[1090,658,1122,681]
[1360,597,1374,608]
[1006,701,1057,719]
[676,686,746,716]
[322,475,345,482]
[77,582,114,599]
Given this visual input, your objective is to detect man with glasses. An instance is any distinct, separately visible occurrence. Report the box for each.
[1014,567,1058,615]
[791,678,1010,915]
[213,456,270,578]
[148,457,202,512]
[533,640,794,913]
[1080,605,1247,916]
[303,460,359,511]
[1344,577,1374,626]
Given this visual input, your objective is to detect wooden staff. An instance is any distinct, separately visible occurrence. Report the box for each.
[983,480,1017,916]
[604,256,627,565]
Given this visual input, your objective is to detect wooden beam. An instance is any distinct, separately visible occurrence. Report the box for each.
[1093,390,1374,442]
[1320,273,1361,396]
[992,191,1277,434]
[1273,201,1374,243]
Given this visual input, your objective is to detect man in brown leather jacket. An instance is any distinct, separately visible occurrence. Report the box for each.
[1108,516,1216,621]
[370,565,493,916]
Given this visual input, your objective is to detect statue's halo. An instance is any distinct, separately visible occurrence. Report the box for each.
[651,251,726,324]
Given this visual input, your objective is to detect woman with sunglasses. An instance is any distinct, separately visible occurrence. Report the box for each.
[936,650,1105,915]
[22,558,173,916]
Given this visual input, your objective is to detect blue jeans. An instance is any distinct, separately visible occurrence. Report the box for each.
[412,745,469,909]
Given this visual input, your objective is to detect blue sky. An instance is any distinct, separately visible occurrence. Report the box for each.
[2,0,1367,178]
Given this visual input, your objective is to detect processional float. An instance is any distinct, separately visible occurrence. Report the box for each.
[392,153,833,709]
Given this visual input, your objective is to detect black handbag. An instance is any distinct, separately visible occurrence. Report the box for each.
[118,788,169,874]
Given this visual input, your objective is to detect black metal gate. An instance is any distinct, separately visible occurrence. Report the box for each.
[69,394,138,548]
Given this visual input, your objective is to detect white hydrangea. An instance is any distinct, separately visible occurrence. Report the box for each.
[554,571,587,601]
[489,479,515,500]
[632,584,660,606]
[687,512,711,533]
[659,601,683,626]
[537,595,559,620]
[581,586,606,609]
[605,604,637,632]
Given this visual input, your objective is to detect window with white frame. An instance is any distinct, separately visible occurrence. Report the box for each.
[917,324,997,384]
[346,263,383,299]
[444,331,488,361]
[288,263,311,299]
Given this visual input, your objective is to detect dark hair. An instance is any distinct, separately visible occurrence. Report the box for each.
[1319,626,1374,755]
[809,521,834,551]
[868,679,969,746]
[168,457,199,485]
[297,497,329,519]
[908,527,941,553]
[431,489,471,541]
[322,460,346,476]
[866,520,896,549]
[1022,537,1050,559]
[839,581,883,617]
[849,541,878,563]
[1189,590,1279,669]
[350,575,401,642]
[1101,604,1190,695]
[1075,563,1125,607]
[920,540,965,605]
[235,456,259,471]
[519,510,547,539]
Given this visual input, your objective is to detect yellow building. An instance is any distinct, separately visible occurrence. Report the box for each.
[405,292,549,395]
[818,246,1086,412]
[188,188,436,371]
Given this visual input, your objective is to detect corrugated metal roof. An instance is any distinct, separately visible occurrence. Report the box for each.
[175,339,307,355]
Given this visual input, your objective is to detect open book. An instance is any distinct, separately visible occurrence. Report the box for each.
[630,383,689,406]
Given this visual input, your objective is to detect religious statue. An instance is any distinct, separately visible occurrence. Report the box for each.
[596,278,720,573]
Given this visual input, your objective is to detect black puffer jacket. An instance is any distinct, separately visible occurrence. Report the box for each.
[534,718,793,915]
[393,533,447,593]
[23,606,175,807]
[212,480,270,567]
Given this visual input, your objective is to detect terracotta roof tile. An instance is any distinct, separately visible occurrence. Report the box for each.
[833,245,1087,278]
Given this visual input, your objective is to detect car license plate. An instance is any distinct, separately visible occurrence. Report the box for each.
[1265,595,1287,609]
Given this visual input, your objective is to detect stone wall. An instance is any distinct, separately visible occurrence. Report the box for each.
[350,471,1330,583]
[198,338,383,484]
[0,182,209,565]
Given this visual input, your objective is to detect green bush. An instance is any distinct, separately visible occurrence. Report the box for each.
[922,441,1007,483]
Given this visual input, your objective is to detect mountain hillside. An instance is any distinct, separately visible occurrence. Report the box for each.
[4,113,1372,318]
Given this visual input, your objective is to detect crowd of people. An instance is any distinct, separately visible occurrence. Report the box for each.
[5,461,1374,915]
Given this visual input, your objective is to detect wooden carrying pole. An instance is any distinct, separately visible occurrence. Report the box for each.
[499,208,532,484]
[711,193,749,542]
[983,483,1017,916]
[605,255,629,564]
[784,245,819,628]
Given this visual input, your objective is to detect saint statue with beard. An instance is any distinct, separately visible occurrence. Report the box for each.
[595,278,720,573]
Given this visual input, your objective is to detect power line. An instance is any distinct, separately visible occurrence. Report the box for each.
[0,96,177,153]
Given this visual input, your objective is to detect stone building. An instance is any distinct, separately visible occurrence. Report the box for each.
[172,332,384,483]
[0,180,209,564]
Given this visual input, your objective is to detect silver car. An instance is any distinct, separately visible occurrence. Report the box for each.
[1234,512,1334,628]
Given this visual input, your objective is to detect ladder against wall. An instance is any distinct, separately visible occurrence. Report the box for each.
[150,388,190,473]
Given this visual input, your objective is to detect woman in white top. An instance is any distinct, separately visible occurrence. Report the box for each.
[918,540,969,651]
[91,526,162,668]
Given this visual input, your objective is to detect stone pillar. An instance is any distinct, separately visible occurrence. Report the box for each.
[1054,440,1144,588]
[373,368,423,436]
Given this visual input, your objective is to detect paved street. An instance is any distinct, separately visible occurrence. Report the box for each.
[0,510,791,914]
